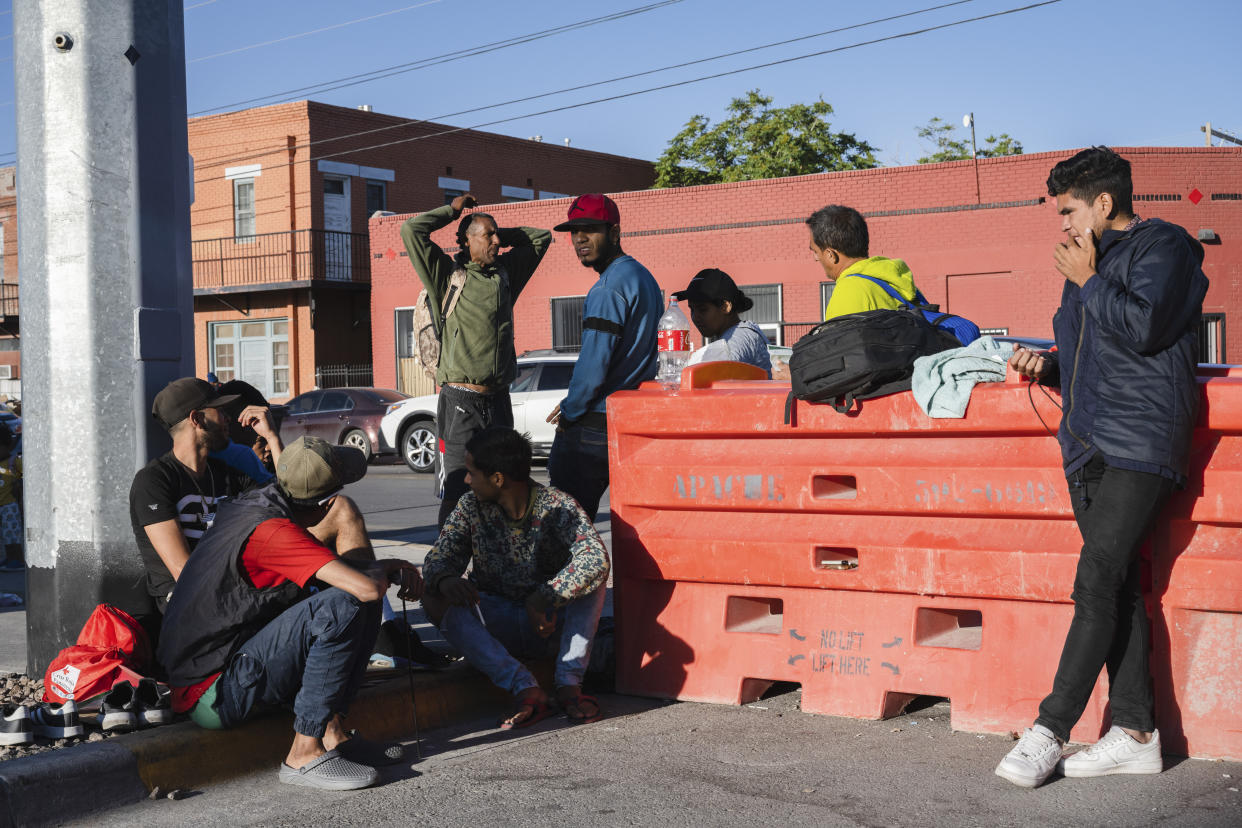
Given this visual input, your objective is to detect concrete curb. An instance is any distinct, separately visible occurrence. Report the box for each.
[0,663,513,827]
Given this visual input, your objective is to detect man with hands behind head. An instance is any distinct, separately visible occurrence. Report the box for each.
[402,192,552,528]
[996,147,1208,789]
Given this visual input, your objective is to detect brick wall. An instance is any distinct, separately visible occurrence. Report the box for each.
[305,101,655,233]
[189,102,313,241]
[370,146,1242,386]
[188,100,656,391]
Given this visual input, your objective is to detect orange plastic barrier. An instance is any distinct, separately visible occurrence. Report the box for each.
[607,361,1242,759]
[614,579,1110,744]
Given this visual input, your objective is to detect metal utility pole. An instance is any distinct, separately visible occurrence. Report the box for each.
[1202,123,1242,147]
[15,0,195,673]
[964,112,981,203]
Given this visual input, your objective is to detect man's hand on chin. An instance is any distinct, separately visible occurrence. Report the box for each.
[1055,227,1097,287]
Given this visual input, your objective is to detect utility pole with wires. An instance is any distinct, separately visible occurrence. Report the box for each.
[15,0,195,673]
[964,112,981,203]
[1202,122,1242,147]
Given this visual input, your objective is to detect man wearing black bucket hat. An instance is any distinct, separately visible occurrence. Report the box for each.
[675,268,772,378]
[158,436,422,790]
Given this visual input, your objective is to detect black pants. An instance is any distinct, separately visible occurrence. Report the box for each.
[436,385,512,528]
[1035,456,1174,742]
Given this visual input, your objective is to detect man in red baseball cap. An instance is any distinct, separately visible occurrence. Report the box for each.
[546,194,662,521]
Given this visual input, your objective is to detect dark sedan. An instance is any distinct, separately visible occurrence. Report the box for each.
[277,387,409,462]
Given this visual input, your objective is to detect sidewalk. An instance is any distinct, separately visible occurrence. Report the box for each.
[0,539,611,825]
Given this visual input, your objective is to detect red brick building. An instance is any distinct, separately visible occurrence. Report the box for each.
[0,167,19,396]
[370,146,1242,389]
[189,100,654,400]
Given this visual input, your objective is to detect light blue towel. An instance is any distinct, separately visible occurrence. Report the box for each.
[912,336,1010,418]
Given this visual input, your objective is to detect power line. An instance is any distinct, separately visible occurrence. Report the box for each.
[210,0,1062,204]
[188,0,443,64]
[191,0,980,171]
[186,1,221,9]
[188,1,686,116]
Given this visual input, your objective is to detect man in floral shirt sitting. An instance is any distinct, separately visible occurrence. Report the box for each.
[421,427,609,728]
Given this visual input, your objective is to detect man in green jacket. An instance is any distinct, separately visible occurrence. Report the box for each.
[401,193,552,527]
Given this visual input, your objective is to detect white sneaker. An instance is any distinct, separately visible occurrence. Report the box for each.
[995,725,1063,788]
[1060,726,1163,777]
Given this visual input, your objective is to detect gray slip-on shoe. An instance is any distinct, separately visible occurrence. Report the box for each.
[278,749,379,791]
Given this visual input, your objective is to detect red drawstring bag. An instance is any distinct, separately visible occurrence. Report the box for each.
[42,604,152,706]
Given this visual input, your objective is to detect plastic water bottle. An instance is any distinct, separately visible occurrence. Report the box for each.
[657,298,692,391]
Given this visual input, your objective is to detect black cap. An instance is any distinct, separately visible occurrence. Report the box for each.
[151,377,240,431]
[672,268,754,313]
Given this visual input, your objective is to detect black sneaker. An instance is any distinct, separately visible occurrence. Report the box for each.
[100,681,139,733]
[135,678,173,727]
[30,698,84,739]
[0,703,32,745]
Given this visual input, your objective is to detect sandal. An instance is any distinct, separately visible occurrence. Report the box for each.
[278,749,378,791]
[500,688,554,730]
[556,686,602,724]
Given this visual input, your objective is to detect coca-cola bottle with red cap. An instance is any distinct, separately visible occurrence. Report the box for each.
[656,298,692,391]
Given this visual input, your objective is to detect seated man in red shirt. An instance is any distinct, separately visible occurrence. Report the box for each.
[156,436,421,791]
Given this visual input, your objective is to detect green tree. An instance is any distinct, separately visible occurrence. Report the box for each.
[654,90,879,187]
[915,117,1024,164]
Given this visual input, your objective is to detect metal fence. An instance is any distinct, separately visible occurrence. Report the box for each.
[315,363,373,389]
[192,228,371,289]
[779,321,821,345]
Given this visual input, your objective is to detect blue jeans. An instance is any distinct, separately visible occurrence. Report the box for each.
[213,588,381,738]
[438,587,606,694]
[548,422,609,522]
[1035,457,1174,742]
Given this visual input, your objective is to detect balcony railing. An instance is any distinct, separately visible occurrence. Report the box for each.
[192,229,371,290]
[0,284,16,319]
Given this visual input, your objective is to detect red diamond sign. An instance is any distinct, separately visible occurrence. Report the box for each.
[1189,188,1203,205]
[385,247,397,260]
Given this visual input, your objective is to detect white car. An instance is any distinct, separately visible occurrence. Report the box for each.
[379,352,579,473]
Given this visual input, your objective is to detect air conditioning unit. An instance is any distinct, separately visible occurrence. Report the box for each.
[0,366,12,379]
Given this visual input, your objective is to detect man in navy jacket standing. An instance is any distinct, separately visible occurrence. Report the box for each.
[998,147,1208,788]
[545,194,661,522]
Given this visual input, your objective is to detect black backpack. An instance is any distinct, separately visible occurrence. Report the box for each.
[785,309,957,420]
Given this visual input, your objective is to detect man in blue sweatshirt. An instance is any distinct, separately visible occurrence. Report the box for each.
[545,194,661,521]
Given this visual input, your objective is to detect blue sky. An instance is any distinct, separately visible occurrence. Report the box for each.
[0,0,1239,166]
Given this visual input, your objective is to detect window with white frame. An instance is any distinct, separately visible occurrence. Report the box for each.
[1200,314,1226,363]
[738,283,783,345]
[233,178,256,243]
[820,282,834,319]
[210,318,290,399]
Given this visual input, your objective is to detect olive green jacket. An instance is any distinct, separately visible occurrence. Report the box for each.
[401,204,551,388]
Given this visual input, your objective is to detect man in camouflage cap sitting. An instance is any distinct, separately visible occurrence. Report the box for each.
[158,436,421,791]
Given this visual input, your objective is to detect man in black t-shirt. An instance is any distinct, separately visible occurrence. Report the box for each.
[129,377,278,612]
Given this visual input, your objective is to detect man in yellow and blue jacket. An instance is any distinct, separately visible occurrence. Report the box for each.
[806,204,922,321]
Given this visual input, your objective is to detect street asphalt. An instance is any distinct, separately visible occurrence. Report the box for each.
[12,462,1242,826]
[79,691,1242,827]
